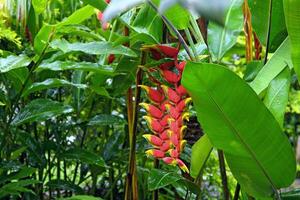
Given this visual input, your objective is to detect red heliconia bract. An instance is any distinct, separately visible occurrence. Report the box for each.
[141,44,191,173]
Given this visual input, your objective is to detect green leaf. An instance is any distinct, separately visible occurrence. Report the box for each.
[22,78,87,97]
[182,62,296,198]
[59,195,103,200]
[34,5,95,55]
[88,114,125,126]
[148,168,182,191]
[32,0,47,14]
[11,99,73,126]
[81,0,107,11]
[163,4,190,30]
[34,24,56,55]
[250,38,292,95]
[0,55,31,73]
[190,134,213,178]
[47,180,84,194]
[37,61,115,75]
[263,67,291,128]
[57,5,95,27]
[50,39,137,57]
[207,0,244,61]
[283,0,300,82]
[249,0,287,51]
[60,148,106,167]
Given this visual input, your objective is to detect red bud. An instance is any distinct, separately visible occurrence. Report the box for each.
[162,85,181,104]
[162,157,176,165]
[176,159,189,173]
[159,61,175,70]
[161,70,181,84]
[108,54,115,64]
[176,85,187,96]
[140,103,164,119]
[143,116,164,133]
[157,45,179,58]
[143,134,163,146]
[146,149,165,158]
[176,61,186,72]
[139,85,164,104]
[169,149,179,158]
[160,140,172,152]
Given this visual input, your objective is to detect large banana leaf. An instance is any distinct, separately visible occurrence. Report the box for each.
[182,62,296,198]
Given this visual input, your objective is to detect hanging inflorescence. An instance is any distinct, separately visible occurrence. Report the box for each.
[140,44,192,173]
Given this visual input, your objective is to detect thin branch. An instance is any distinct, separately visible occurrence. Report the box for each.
[233,183,241,200]
[218,150,230,200]
[264,0,273,64]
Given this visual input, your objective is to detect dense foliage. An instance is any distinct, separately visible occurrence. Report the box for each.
[0,0,300,199]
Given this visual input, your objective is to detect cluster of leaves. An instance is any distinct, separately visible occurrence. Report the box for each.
[0,0,300,200]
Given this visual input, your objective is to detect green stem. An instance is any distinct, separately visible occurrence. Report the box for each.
[264,0,273,64]
[218,150,230,200]
[189,15,205,45]
[184,29,198,61]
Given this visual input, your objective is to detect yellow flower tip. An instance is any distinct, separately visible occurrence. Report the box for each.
[139,103,149,110]
[165,103,171,111]
[145,149,153,157]
[180,140,187,151]
[167,118,175,125]
[138,85,149,92]
[182,112,190,121]
[180,165,190,173]
[180,126,187,136]
[167,130,173,138]
[185,97,192,105]
[142,134,152,141]
[160,85,169,94]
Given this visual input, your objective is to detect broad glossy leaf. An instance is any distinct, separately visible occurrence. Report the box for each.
[148,168,182,191]
[60,148,106,167]
[182,62,296,198]
[22,78,87,97]
[263,67,291,128]
[0,55,30,73]
[250,38,292,95]
[88,114,125,126]
[12,99,73,126]
[190,134,213,178]
[37,61,115,75]
[249,0,287,51]
[207,0,244,61]
[32,0,47,14]
[283,0,300,82]
[50,39,137,57]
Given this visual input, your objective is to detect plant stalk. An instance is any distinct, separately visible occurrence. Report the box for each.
[218,150,230,200]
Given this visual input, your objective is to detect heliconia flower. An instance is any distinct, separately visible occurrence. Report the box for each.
[161,85,181,104]
[140,43,191,173]
[139,85,164,104]
[161,70,181,84]
[176,159,189,173]
[159,61,175,70]
[105,0,111,3]
[143,134,164,146]
[176,61,186,72]
[108,54,115,64]
[140,103,164,119]
[146,149,165,158]
[156,45,179,58]
[176,85,188,96]
[143,116,164,133]
[162,157,177,165]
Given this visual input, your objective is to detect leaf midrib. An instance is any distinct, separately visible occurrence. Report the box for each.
[195,72,279,195]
